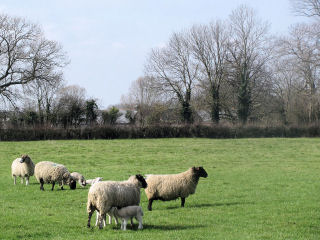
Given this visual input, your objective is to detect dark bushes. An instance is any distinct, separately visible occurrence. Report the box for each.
[0,124,320,141]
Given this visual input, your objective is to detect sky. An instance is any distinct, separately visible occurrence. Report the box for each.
[0,0,306,109]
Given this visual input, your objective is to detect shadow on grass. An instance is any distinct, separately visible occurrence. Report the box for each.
[143,223,206,231]
[165,201,254,209]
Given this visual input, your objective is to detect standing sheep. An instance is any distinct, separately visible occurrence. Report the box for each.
[145,166,208,211]
[34,161,77,191]
[11,155,35,185]
[70,172,86,187]
[109,206,144,230]
[87,174,147,229]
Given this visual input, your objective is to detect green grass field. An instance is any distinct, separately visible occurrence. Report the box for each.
[0,138,319,240]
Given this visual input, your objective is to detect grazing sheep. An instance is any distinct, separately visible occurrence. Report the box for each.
[145,166,208,211]
[86,177,103,185]
[109,206,144,230]
[34,161,77,191]
[71,172,86,187]
[11,155,35,185]
[87,174,147,229]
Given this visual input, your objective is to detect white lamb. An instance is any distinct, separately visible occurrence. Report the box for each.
[11,155,35,185]
[109,206,144,230]
[86,177,103,185]
[87,174,147,229]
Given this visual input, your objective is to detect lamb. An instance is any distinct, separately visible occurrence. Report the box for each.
[109,206,144,230]
[86,177,103,185]
[70,172,86,187]
[144,166,208,211]
[11,155,35,185]
[34,161,77,191]
[87,174,147,229]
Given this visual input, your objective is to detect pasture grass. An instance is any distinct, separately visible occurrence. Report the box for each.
[0,138,320,239]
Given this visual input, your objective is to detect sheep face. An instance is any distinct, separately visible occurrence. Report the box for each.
[20,155,31,163]
[136,174,147,188]
[63,173,77,190]
[193,166,208,178]
[69,179,77,189]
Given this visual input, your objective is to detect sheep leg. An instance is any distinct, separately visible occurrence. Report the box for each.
[87,205,96,228]
[108,214,112,224]
[51,182,55,191]
[114,215,119,225]
[13,176,16,185]
[40,178,45,191]
[181,197,185,207]
[130,217,133,228]
[99,213,106,229]
[137,215,143,230]
[87,212,93,228]
[95,212,99,226]
[122,219,128,231]
[21,177,24,184]
[26,176,29,186]
[148,199,154,211]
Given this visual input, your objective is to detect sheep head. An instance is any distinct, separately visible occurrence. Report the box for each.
[192,166,208,178]
[136,174,147,188]
[63,172,77,190]
[20,155,31,163]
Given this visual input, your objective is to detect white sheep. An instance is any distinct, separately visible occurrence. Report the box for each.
[11,155,35,185]
[34,161,77,191]
[109,206,144,230]
[86,174,147,229]
[86,177,103,186]
[144,166,208,211]
[70,172,86,187]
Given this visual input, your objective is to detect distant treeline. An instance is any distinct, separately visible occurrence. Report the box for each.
[1,124,320,141]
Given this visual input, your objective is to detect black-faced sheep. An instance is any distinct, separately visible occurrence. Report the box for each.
[109,206,144,230]
[70,172,86,187]
[87,174,147,229]
[34,161,77,191]
[144,166,208,211]
[11,155,35,185]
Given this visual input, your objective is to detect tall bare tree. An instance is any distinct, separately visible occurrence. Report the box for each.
[227,5,270,124]
[121,76,162,126]
[146,32,199,123]
[189,21,229,123]
[0,14,68,106]
[277,23,320,122]
[291,0,320,18]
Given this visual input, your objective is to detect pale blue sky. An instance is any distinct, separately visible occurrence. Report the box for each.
[0,0,305,108]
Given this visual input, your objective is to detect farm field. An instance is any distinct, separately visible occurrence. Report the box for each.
[0,138,320,240]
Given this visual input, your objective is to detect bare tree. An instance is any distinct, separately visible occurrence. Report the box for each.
[121,76,162,126]
[23,73,64,124]
[227,5,270,124]
[189,21,229,123]
[277,23,320,122]
[146,32,199,123]
[291,0,320,18]
[0,14,68,106]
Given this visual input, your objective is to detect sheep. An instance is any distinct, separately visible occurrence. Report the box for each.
[86,174,147,229]
[11,155,35,185]
[86,177,103,186]
[34,161,77,191]
[109,206,144,230]
[70,172,86,187]
[144,166,208,211]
